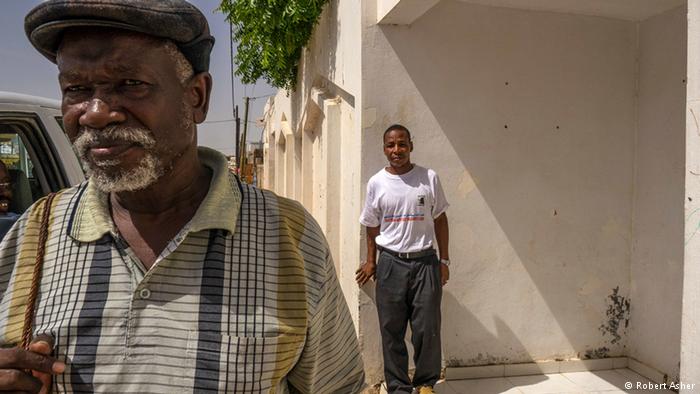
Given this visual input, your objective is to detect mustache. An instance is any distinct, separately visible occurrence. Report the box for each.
[73,125,156,151]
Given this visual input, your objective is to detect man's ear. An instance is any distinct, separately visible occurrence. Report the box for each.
[187,72,213,124]
[410,140,414,152]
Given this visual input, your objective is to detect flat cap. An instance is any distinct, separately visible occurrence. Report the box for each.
[25,0,215,73]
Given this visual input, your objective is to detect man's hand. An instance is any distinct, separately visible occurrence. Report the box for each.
[440,263,450,286]
[355,261,377,286]
[0,335,64,393]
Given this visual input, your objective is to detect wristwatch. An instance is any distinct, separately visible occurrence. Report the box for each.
[440,258,450,266]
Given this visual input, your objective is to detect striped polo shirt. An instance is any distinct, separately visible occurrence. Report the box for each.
[0,147,364,393]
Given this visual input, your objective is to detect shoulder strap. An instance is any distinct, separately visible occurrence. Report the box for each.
[20,192,56,350]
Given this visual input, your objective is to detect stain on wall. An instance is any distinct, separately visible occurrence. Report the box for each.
[584,347,610,359]
[599,286,630,345]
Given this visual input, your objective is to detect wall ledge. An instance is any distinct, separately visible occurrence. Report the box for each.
[442,357,664,382]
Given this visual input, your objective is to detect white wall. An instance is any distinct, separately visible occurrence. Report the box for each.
[295,0,364,330]
[630,6,686,381]
[361,0,638,377]
[682,0,700,388]
[263,0,692,385]
[260,0,364,332]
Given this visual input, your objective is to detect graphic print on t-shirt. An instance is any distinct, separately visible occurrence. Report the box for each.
[382,193,427,222]
[359,165,449,252]
[383,213,425,223]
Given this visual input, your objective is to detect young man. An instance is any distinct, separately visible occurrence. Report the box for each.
[356,124,450,394]
[0,1,364,392]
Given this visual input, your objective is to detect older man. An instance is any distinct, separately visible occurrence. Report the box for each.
[0,1,364,393]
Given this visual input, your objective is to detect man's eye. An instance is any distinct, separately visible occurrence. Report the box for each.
[64,85,87,93]
[124,79,144,86]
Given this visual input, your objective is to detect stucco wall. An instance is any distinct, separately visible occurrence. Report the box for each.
[296,0,363,330]
[682,0,700,388]
[361,0,638,377]
[261,0,364,329]
[630,6,686,381]
[264,0,693,385]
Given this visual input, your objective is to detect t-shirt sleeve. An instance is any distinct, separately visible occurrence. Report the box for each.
[431,172,449,219]
[359,180,381,227]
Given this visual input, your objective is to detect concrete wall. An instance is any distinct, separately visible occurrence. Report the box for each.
[682,0,700,388]
[294,0,364,329]
[260,0,364,328]
[264,0,692,385]
[630,6,686,381]
[361,0,639,377]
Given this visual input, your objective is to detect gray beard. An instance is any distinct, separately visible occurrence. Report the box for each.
[73,125,163,193]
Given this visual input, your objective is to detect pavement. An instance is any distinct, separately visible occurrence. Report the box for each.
[433,369,677,393]
[380,368,681,393]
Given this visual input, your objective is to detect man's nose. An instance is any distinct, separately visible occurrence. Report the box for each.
[79,97,126,129]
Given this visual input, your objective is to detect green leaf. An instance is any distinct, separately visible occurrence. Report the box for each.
[218,0,330,90]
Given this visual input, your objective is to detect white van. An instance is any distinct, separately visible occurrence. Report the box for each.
[0,91,84,213]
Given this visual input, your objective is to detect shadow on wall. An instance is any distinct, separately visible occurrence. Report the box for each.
[377,1,637,364]
[441,292,536,367]
[360,286,547,386]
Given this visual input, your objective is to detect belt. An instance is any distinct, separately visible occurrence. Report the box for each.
[379,246,436,260]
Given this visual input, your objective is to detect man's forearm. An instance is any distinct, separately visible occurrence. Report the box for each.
[434,213,449,260]
[366,226,380,264]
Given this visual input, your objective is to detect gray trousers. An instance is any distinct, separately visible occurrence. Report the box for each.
[375,250,442,394]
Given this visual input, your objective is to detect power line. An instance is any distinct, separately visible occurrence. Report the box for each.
[203,120,264,125]
[202,119,266,126]
[203,119,235,124]
[249,93,275,100]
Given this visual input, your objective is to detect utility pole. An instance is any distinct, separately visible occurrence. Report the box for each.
[239,96,250,180]
[234,105,240,173]
[229,19,238,173]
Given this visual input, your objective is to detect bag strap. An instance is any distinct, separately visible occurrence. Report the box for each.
[20,192,57,350]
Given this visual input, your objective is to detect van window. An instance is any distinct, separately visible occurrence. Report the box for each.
[0,117,71,214]
[0,131,42,213]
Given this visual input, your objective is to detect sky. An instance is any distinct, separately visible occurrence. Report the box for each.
[0,0,277,157]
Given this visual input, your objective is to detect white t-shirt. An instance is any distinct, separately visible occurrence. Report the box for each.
[359,165,449,253]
